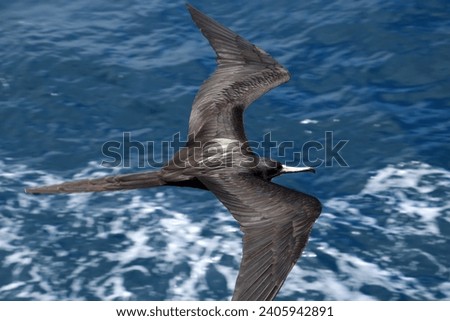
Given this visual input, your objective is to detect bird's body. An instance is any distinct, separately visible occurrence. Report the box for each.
[26,4,321,300]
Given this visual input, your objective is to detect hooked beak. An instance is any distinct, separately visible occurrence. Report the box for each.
[280,165,316,174]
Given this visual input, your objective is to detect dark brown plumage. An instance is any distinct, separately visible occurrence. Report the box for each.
[26,4,321,301]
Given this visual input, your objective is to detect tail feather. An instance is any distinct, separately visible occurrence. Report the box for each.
[25,171,165,194]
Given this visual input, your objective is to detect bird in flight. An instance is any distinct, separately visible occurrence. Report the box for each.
[26,4,322,301]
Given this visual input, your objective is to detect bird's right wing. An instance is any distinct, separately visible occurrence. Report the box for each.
[186,4,290,144]
[198,172,321,300]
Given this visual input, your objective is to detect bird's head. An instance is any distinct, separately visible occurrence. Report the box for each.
[256,158,315,180]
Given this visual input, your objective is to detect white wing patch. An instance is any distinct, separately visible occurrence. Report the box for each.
[198,138,242,167]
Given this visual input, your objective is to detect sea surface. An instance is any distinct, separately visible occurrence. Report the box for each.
[1,0,449,300]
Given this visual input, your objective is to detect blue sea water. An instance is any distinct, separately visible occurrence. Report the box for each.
[1,0,449,300]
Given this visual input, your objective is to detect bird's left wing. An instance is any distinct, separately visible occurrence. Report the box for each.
[186,4,290,144]
[198,172,321,300]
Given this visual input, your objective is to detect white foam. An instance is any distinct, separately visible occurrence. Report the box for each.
[362,161,448,195]
[300,119,319,124]
[1,159,449,300]
[104,228,156,266]
[361,161,450,235]
[4,249,35,267]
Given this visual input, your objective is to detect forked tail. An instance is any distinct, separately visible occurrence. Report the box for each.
[25,171,166,194]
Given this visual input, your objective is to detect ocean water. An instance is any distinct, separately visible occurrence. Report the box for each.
[1,0,449,300]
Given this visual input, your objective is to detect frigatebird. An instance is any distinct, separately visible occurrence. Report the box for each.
[26,4,322,301]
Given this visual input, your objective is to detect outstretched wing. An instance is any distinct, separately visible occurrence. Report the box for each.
[187,4,290,144]
[198,172,321,301]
